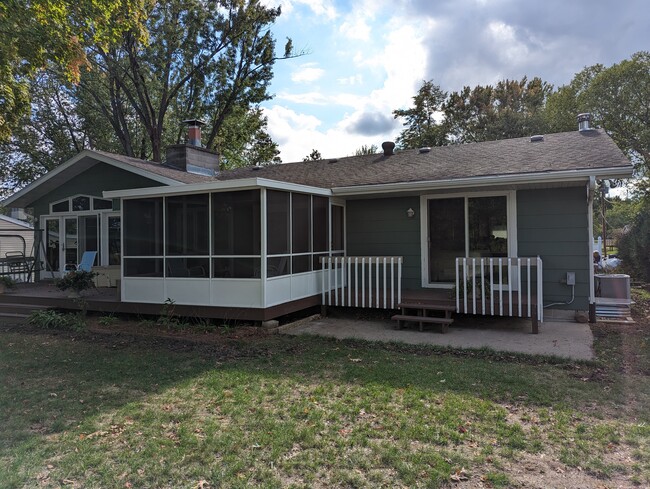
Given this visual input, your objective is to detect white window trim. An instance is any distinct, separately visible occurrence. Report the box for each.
[420,190,518,288]
[50,194,113,213]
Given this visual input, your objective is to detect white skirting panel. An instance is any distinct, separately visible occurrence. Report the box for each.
[266,271,324,307]
[266,276,291,307]
[165,279,211,306]
[211,279,262,308]
[122,278,165,303]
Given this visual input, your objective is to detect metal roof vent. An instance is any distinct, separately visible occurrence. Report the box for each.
[530,135,544,143]
[418,147,431,153]
[251,165,261,171]
[329,158,339,164]
[578,113,593,132]
[382,141,395,156]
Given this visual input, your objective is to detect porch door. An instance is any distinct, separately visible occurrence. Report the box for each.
[63,217,78,272]
[44,218,61,275]
[428,198,465,282]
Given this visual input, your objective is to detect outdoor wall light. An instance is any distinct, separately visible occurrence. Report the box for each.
[406,207,415,218]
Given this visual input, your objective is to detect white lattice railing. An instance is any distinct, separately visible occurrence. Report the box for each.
[321,256,402,309]
[455,256,543,322]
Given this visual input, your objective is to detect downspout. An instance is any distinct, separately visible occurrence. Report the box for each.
[587,176,596,323]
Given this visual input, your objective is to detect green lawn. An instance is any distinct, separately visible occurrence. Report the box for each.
[1,312,648,488]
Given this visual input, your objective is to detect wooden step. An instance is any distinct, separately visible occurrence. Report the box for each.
[391,314,453,333]
[0,303,49,323]
[398,302,456,312]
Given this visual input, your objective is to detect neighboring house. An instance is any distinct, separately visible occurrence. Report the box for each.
[0,214,34,258]
[2,118,633,323]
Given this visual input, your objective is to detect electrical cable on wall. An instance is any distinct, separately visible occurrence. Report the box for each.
[544,284,575,309]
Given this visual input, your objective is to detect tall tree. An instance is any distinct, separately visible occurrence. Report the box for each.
[303,149,322,161]
[354,144,378,156]
[75,0,294,162]
[393,80,448,149]
[444,77,552,143]
[0,0,148,142]
[545,52,650,176]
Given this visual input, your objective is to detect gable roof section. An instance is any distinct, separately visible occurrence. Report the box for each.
[217,129,632,191]
[3,149,215,208]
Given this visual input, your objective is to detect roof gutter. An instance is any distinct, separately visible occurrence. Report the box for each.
[331,166,634,196]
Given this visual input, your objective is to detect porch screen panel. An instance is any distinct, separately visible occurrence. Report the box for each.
[267,190,290,277]
[428,198,465,283]
[312,196,329,268]
[292,193,311,273]
[123,198,163,277]
[468,196,507,258]
[212,189,261,278]
[45,219,60,271]
[212,190,260,255]
[166,193,209,255]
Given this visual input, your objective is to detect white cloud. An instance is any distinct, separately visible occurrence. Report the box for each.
[339,17,371,41]
[291,63,326,83]
[337,74,363,86]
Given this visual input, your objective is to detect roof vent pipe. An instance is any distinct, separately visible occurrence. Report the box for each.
[577,113,592,132]
[382,141,395,156]
[183,119,206,146]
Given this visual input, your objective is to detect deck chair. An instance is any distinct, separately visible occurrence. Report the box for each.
[77,251,97,272]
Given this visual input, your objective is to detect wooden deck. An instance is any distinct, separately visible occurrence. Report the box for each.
[0,282,320,322]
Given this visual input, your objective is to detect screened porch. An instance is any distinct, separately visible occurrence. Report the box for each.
[116,180,345,310]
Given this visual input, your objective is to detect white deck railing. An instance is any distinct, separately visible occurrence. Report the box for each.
[321,256,403,309]
[455,257,543,322]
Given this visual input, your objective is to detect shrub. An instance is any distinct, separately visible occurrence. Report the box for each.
[28,310,86,331]
[0,276,16,290]
[55,270,97,293]
[618,202,650,282]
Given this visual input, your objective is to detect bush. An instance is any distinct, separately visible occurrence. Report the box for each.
[55,270,97,293]
[28,310,86,331]
[0,276,16,290]
[618,202,650,282]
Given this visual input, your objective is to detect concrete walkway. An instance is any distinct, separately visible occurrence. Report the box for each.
[283,314,594,361]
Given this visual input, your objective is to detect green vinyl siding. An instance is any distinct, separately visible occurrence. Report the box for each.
[30,163,164,219]
[517,187,589,310]
[346,197,421,289]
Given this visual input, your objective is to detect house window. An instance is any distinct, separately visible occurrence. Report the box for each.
[52,200,70,213]
[93,198,113,210]
[331,204,344,252]
[72,196,91,211]
[212,190,261,278]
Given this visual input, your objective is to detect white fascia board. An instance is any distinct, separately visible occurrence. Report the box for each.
[331,166,634,196]
[104,177,332,199]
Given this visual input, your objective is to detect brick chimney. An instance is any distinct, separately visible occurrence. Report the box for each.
[166,119,220,176]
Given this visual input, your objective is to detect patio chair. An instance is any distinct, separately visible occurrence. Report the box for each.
[77,251,97,272]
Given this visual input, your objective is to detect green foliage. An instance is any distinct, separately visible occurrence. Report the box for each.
[0,275,16,289]
[55,270,97,293]
[354,144,378,156]
[98,315,118,326]
[444,77,552,143]
[303,148,322,161]
[28,309,86,331]
[0,0,148,142]
[618,200,650,281]
[393,79,448,149]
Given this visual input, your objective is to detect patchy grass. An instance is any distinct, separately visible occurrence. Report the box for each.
[0,311,648,488]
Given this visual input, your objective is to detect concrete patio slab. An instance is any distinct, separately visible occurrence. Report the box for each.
[282,314,594,361]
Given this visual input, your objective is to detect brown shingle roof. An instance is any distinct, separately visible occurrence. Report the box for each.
[93,150,215,184]
[216,129,631,189]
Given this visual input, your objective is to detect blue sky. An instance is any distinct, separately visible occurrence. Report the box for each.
[260,0,650,163]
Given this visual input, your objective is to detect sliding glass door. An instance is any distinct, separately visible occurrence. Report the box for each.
[427,194,512,285]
